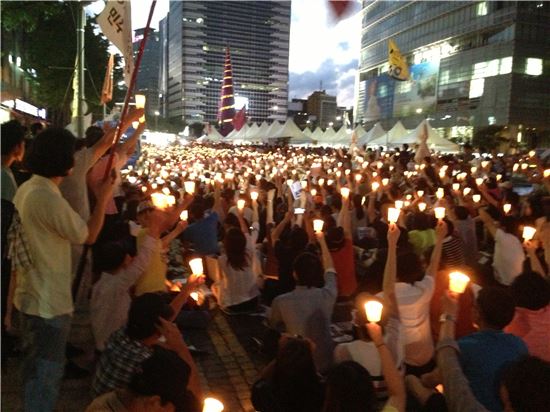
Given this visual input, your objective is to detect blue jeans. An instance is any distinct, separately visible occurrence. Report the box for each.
[19,312,71,412]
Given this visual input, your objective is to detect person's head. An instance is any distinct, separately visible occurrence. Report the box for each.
[287,226,308,252]
[25,128,75,177]
[330,193,343,211]
[454,205,470,221]
[188,199,205,221]
[474,286,515,330]
[352,193,365,220]
[1,120,26,162]
[499,215,520,238]
[30,122,43,137]
[500,356,550,412]
[128,347,200,412]
[325,226,345,251]
[323,361,377,412]
[396,250,425,284]
[126,293,174,341]
[136,200,155,227]
[223,227,248,270]
[84,125,104,148]
[94,241,131,273]
[293,252,324,288]
[409,211,433,231]
[273,336,318,384]
[510,271,550,311]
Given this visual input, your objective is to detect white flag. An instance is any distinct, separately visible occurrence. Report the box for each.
[97,0,134,86]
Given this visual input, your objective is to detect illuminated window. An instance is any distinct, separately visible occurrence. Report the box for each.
[469,78,484,99]
[477,2,488,16]
[473,62,487,79]
[440,70,450,85]
[525,58,542,76]
[486,59,499,77]
[499,57,512,74]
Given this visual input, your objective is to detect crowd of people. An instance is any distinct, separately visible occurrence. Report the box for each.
[1,113,550,412]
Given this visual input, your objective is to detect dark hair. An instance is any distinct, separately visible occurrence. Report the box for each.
[397,250,424,284]
[1,120,25,155]
[30,122,43,136]
[443,218,454,237]
[288,226,308,251]
[331,193,343,210]
[25,128,75,177]
[323,361,377,412]
[129,347,200,412]
[223,228,248,271]
[454,206,470,220]
[94,241,128,273]
[499,216,520,238]
[293,252,324,288]
[476,286,515,329]
[188,199,205,220]
[127,293,174,340]
[510,271,550,311]
[501,356,550,412]
[85,125,104,147]
[352,194,365,221]
[410,212,433,231]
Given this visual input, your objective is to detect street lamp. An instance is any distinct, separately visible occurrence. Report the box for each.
[154,110,160,130]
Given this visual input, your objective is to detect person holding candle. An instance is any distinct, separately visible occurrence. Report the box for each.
[269,227,338,373]
[478,208,525,285]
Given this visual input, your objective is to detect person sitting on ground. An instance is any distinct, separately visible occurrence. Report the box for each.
[421,286,528,411]
[251,336,324,412]
[269,223,338,373]
[86,346,201,412]
[211,197,262,313]
[92,292,202,401]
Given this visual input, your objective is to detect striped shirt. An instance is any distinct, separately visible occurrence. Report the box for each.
[441,236,465,270]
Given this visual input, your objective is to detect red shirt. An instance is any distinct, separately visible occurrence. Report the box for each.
[330,238,357,297]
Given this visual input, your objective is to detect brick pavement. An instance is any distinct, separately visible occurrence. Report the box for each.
[1,304,269,412]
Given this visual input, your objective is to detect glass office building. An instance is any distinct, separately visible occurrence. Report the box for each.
[160,1,290,124]
[355,1,550,141]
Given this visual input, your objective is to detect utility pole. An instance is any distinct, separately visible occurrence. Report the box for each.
[72,2,86,138]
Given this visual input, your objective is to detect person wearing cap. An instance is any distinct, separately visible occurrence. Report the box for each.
[86,346,201,412]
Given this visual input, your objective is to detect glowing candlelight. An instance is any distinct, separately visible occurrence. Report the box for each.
[327,179,334,186]
[522,226,536,241]
[395,200,404,209]
[132,121,139,129]
[310,188,317,197]
[372,182,380,191]
[151,193,167,209]
[184,181,196,194]
[318,178,325,186]
[237,199,246,210]
[300,181,308,189]
[463,187,471,196]
[471,166,477,174]
[449,271,470,294]
[313,219,324,233]
[435,207,446,220]
[521,163,528,170]
[336,170,342,178]
[189,258,204,276]
[418,202,427,212]
[513,163,519,172]
[481,160,489,169]
[180,210,188,221]
[166,195,176,207]
[417,190,424,198]
[364,300,383,323]
[190,292,199,302]
[503,203,512,214]
[250,191,259,201]
[452,183,460,192]
[162,187,171,195]
[340,187,350,199]
[382,178,389,186]
[439,170,446,179]
[436,188,444,199]
[475,178,484,186]
[496,174,502,181]
[141,186,147,193]
[202,397,224,412]
[544,169,550,178]
[387,207,400,224]
[472,194,481,203]
[355,174,362,182]
[345,169,351,175]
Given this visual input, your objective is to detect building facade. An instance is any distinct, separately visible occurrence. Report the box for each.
[354,1,550,142]
[160,1,290,125]
[133,27,161,118]
[307,90,337,129]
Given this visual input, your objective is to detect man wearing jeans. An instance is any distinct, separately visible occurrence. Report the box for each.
[11,128,112,411]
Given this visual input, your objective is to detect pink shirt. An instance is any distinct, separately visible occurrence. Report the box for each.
[505,305,550,362]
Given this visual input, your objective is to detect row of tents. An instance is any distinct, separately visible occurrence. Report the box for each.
[202,118,459,152]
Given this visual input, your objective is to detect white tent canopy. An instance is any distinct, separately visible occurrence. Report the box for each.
[408,120,460,152]
[359,122,385,145]
[311,127,324,142]
[230,124,249,142]
[244,122,259,141]
[254,121,270,142]
[368,121,410,147]
[272,118,307,140]
[318,126,336,144]
[206,126,224,142]
[303,127,313,137]
[265,120,283,140]
[333,126,352,146]
[352,125,366,142]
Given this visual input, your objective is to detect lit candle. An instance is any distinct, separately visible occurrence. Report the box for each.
[522,226,536,241]
[387,207,400,223]
[529,150,535,157]
[436,188,444,199]
[189,258,204,276]
[184,181,195,194]
[180,210,188,221]
[503,203,512,214]
[237,199,246,210]
[521,163,528,170]
[439,170,445,179]
[435,207,446,220]
[382,178,389,186]
[202,397,224,412]
[463,187,471,196]
[190,292,199,302]
[449,271,470,294]
[141,186,147,193]
[310,188,317,197]
[166,195,176,207]
[313,219,324,233]
[128,176,137,184]
[250,191,259,201]
[340,187,350,199]
[471,166,477,174]
[452,183,460,192]
[318,178,325,186]
[162,187,171,195]
[475,178,484,186]
[544,169,550,178]
[418,202,427,212]
[345,169,351,175]
[404,200,411,207]
[364,300,383,323]
[372,182,380,191]
[395,200,404,209]
[417,190,424,198]
[336,170,342,178]
[355,174,362,182]
[496,174,502,181]
[481,160,489,169]
[301,181,308,189]
[151,193,167,209]
[151,183,158,190]
[513,163,519,172]
[132,121,139,129]
[327,179,334,186]
[472,194,481,203]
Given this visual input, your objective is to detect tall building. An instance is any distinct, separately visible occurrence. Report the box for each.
[160,1,290,125]
[133,27,161,117]
[355,1,550,141]
[307,90,337,129]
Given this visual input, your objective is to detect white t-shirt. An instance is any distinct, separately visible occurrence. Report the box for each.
[493,229,525,286]
[60,147,95,221]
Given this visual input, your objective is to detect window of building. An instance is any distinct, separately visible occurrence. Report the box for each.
[440,69,450,85]
[486,59,499,77]
[525,58,543,76]
[473,62,487,79]
[499,57,512,74]
[477,1,488,16]
[469,78,484,98]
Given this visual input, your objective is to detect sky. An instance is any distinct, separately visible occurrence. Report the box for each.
[90,0,361,108]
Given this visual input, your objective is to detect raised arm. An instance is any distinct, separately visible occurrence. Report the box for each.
[524,239,547,278]
[383,223,400,314]
[266,189,275,225]
[315,229,335,271]
[366,323,406,412]
[426,220,446,278]
[367,190,377,223]
[85,174,114,244]
[338,193,353,239]
[477,207,497,238]
[271,210,292,244]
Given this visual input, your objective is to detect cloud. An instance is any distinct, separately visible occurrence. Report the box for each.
[289,0,361,107]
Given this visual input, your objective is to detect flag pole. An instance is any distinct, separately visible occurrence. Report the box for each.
[102,0,157,180]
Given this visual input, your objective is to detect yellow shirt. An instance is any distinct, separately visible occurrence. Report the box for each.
[133,228,167,296]
[13,175,88,318]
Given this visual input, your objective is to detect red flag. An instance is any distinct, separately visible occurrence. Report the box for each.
[100,53,114,105]
[328,0,353,19]
[233,105,246,131]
